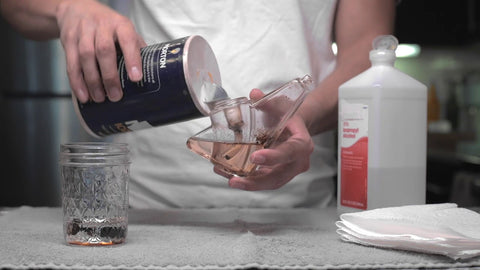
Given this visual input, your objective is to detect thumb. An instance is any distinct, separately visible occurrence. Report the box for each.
[249,88,264,102]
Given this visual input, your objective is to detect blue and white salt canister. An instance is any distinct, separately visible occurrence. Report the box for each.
[73,35,222,138]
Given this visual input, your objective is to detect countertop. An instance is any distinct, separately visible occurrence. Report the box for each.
[1,206,479,270]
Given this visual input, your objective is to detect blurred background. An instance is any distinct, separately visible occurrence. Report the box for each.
[394,0,480,207]
[1,0,479,207]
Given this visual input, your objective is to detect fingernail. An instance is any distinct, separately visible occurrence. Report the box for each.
[251,154,266,164]
[76,89,89,103]
[108,87,122,102]
[130,66,142,81]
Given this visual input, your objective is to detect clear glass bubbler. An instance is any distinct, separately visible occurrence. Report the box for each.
[187,75,313,177]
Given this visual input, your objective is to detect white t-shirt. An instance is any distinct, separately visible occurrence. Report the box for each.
[114,0,338,208]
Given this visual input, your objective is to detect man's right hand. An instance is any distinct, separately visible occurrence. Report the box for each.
[56,0,146,103]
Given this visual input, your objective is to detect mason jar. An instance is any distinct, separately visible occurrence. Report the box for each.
[59,142,131,246]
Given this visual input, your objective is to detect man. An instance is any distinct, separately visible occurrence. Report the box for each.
[0,0,395,208]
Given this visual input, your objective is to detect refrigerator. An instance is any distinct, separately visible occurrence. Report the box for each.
[0,17,101,206]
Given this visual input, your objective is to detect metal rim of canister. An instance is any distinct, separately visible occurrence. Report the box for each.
[72,94,100,139]
[183,35,222,116]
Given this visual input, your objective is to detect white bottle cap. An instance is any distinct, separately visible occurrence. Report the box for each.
[369,35,398,65]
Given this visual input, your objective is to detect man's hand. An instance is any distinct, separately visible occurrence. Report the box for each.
[214,88,314,190]
[56,0,146,103]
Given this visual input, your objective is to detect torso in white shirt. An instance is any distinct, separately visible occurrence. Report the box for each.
[114,0,338,208]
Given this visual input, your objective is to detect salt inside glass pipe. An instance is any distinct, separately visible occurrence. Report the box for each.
[211,97,247,142]
[201,79,245,140]
[223,105,244,134]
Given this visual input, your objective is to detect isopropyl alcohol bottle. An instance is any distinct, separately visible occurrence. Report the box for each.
[337,35,427,213]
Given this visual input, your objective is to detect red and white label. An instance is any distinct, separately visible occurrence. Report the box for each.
[339,100,368,210]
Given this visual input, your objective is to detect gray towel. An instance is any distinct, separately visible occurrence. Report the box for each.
[1,206,479,269]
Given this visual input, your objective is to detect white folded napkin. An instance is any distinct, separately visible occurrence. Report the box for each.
[336,203,480,260]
